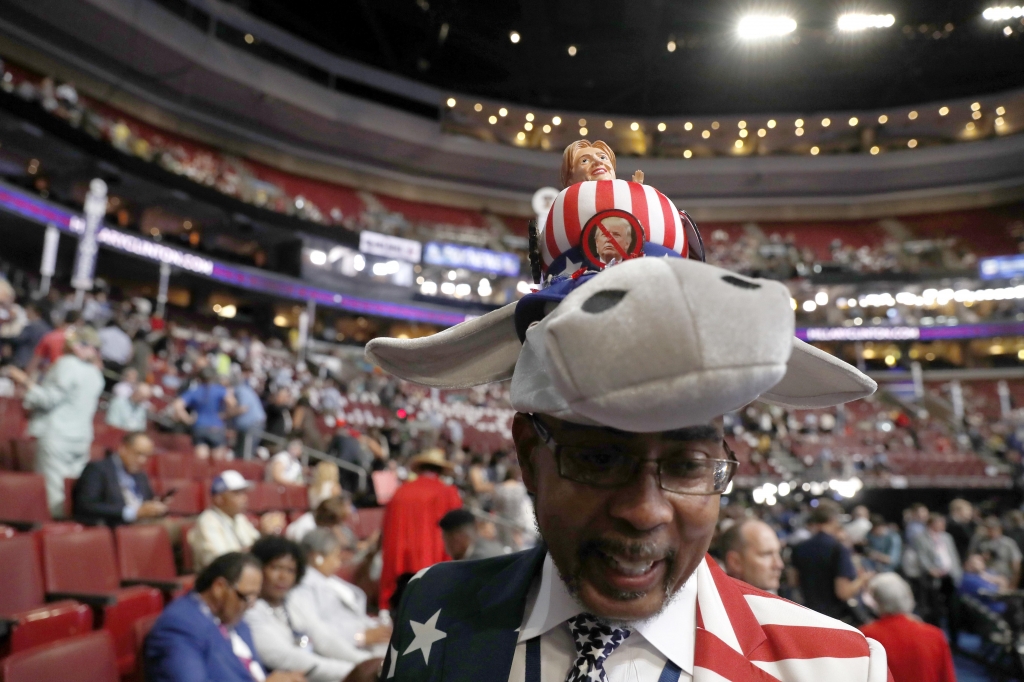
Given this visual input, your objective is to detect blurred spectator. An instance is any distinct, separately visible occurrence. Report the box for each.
[265,387,294,440]
[231,369,267,460]
[379,448,463,607]
[946,499,977,560]
[959,554,1009,614]
[286,495,352,546]
[290,529,390,658]
[72,431,166,527]
[6,324,104,517]
[105,383,151,432]
[905,503,930,545]
[860,573,956,682]
[438,509,505,561]
[145,552,306,682]
[968,516,1022,587]
[174,366,235,460]
[247,536,374,682]
[28,309,78,374]
[720,518,784,593]
[790,502,873,623]
[112,367,139,399]
[268,439,306,486]
[864,514,902,573]
[490,465,536,550]
[98,318,133,382]
[913,513,961,628]
[326,427,369,494]
[6,300,50,369]
[845,505,872,545]
[190,471,262,572]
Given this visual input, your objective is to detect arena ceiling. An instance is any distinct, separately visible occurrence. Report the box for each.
[226,0,1024,117]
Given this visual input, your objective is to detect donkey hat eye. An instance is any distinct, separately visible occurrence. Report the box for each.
[721,275,761,290]
[581,289,627,314]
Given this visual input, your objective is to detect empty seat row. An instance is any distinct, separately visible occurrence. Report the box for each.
[0,524,175,675]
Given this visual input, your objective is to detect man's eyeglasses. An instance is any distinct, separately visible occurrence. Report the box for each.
[232,586,259,607]
[530,414,736,495]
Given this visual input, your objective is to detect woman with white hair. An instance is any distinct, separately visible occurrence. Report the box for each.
[860,573,956,682]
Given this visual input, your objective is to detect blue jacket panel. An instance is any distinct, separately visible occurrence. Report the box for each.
[144,592,262,682]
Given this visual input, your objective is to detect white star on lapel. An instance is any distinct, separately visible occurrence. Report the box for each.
[387,645,398,679]
[403,609,448,665]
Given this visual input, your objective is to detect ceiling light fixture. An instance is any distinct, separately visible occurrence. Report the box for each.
[737,15,798,39]
[446,97,457,107]
[510,31,521,43]
[657,122,667,132]
[667,40,678,52]
[568,45,577,56]
[983,6,1024,21]
[837,13,896,30]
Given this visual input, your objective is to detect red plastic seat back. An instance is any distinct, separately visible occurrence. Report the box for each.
[0,535,45,614]
[348,506,386,540]
[0,472,51,524]
[150,453,196,480]
[41,526,121,594]
[115,525,177,582]
[178,520,196,573]
[151,479,203,516]
[1,630,118,682]
[248,483,285,513]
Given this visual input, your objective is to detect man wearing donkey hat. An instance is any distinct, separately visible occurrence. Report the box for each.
[365,147,888,681]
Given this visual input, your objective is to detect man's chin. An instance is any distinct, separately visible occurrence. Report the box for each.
[574,557,673,622]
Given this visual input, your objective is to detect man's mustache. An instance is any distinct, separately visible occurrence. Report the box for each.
[579,537,676,563]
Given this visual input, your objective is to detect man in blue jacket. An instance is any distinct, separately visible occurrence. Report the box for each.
[145,552,306,682]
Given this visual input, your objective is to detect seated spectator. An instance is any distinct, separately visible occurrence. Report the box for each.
[719,518,784,593]
[286,494,353,546]
[959,554,1009,614]
[438,508,506,561]
[174,367,235,460]
[290,529,391,655]
[864,514,902,573]
[860,573,956,682]
[190,471,262,572]
[7,300,50,369]
[105,383,151,432]
[268,439,306,485]
[72,431,167,527]
[112,367,139,399]
[968,516,1022,587]
[246,537,375,682]
[144,552,305,682]
[791,501,873,623]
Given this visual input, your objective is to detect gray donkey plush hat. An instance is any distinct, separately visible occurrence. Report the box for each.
[366,183,875,432]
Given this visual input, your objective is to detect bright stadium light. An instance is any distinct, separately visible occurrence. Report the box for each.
[838,13,896,31]
[737,15,797,39]
[982,5,1024,21]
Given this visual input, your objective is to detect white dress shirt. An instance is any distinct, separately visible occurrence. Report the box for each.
[507,554,696,682]
[189,507,262,572]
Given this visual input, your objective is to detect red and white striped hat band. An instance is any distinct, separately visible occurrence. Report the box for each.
[541,180,688,274]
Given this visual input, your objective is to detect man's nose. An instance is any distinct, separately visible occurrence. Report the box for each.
[606,461,673,532]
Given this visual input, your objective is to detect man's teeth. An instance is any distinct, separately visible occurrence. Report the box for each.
[604,554,655,575]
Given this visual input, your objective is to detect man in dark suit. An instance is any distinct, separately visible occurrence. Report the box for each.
[72,431,167,526]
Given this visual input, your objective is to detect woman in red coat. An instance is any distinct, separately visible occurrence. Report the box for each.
[378,448,463,608]
[860,573,956,682]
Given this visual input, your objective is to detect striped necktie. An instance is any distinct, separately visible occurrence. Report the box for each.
[565,613,630,682]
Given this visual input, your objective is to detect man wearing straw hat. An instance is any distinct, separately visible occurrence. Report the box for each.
[364,166,890,681]
[379,448,463,609]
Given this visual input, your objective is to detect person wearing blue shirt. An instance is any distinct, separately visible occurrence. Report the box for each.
[231,369,267,460]
[174,367,235,460]
[791,502,874,622]
[145,552,306,682]
[864,514,902,573]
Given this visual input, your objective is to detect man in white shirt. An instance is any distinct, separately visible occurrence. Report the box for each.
[190,471,262,572]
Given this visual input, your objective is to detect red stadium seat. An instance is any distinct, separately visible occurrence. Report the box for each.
[0,630,119,682]
[115,525,194,601]
[40,526,163,675]
[348,506,385,540]
[0,472,51,527]
[10,438,35,472]
[177,521,196,574]
[212,459,265,481]
[149,452,199,480]
[282,484,309,511]
[129,613,161,682]
[247,483,285,514]
[150,479,204,516]
[0,534,93,656]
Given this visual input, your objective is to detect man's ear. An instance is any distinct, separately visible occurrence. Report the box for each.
[512,413,540,495]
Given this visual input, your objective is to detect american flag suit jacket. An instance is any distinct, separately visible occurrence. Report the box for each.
[382,544,893,682]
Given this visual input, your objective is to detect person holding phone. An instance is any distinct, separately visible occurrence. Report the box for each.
[72,430,167,527]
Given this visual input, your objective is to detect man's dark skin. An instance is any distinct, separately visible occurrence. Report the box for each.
[511,413,725,623]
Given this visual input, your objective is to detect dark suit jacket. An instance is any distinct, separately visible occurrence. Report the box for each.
[145,591,263,682]
[72,455,154,527]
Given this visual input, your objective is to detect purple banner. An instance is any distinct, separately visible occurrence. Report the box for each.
[0,184,471,327]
